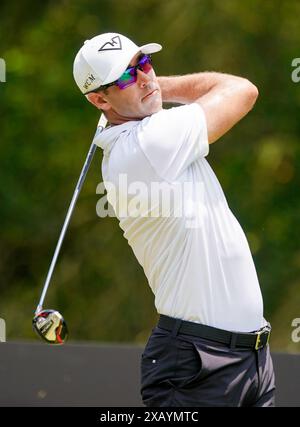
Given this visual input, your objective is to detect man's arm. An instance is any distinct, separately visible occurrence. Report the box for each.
[158,72,259,145]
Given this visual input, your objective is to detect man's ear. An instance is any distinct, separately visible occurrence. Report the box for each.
[86,92,110,111]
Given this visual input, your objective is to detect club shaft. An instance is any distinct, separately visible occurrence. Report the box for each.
[35,116,107,314]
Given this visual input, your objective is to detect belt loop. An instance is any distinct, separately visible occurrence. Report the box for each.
[171,319,182,337]
[230,333,237,349]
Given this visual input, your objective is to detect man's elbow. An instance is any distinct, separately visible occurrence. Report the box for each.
[242,79,259,111]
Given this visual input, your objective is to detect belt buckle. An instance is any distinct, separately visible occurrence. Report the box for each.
[255,328,270,350]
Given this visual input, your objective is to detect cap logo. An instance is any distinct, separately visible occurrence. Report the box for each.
[98,35,122,52]
[83,73,96,90]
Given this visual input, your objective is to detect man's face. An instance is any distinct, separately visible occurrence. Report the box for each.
[90,52,163,122]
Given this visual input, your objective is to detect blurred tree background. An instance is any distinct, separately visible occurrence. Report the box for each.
[0,0,299,352]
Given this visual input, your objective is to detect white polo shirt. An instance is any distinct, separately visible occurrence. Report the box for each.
[95,103,266,332]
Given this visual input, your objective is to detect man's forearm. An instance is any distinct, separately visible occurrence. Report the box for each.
[158,72,249,104]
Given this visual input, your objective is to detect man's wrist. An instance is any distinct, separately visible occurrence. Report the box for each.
[158,76,188,104]
[158,76,183,104]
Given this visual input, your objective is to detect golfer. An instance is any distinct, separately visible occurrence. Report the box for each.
[73,32,275,407]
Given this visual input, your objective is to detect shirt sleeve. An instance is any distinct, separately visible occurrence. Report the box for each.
[136,103,209,181]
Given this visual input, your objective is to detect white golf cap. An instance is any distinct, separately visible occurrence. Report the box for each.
[73,32,162,95]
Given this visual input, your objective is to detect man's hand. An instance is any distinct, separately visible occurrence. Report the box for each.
[158,73,258,145]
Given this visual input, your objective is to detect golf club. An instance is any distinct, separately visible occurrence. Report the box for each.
[33,114,108,344]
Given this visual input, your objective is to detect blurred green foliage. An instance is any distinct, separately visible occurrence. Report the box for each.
[0,0,300,351]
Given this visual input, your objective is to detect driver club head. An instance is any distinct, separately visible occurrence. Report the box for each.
[32,309,68,344]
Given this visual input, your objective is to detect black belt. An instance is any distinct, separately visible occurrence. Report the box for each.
[158,315,271,350]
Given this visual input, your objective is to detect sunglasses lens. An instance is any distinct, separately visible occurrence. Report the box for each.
[139,55,152,74]
[116,55,153,90]
[117,68,137,89]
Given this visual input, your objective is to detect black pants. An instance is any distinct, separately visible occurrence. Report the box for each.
[140,323,275,407]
